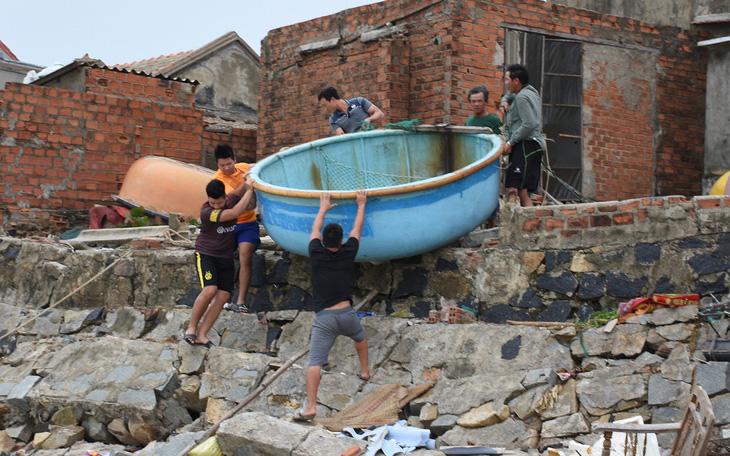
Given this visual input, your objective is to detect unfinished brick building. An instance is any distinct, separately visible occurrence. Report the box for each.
[258,0,707,202]
[0,61,256,232]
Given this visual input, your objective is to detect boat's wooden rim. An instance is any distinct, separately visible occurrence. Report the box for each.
[252,136,505,199]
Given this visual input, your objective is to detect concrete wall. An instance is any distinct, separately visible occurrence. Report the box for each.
[551,0,696,28]
[178,45,260,122]
[257,0,708,200]
[0,61,40,91]
[703,43,730,192]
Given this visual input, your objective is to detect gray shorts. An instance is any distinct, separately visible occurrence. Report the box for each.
[308,307,365,367]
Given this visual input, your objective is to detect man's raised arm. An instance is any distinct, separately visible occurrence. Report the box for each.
[218,179,255,222]
[348,190,367,241]
[310,193,336,242]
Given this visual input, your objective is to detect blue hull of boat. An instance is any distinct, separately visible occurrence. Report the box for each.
[250,129,502,262]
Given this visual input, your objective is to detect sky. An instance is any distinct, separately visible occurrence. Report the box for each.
[3,0,383,68]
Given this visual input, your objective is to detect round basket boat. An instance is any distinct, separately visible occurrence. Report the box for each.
[114,156,214,220]
[250,126,503,262]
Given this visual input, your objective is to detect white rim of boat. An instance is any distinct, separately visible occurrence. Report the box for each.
[251,131,505,199]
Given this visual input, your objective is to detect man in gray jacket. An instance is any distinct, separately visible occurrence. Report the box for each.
[499,64,546,207]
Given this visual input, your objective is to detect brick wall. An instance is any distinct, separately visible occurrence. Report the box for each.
[501,195,730,250]
[258,0,707,200]
[257,0,451,157]
[202,127,257,169]
[0,66,257,233]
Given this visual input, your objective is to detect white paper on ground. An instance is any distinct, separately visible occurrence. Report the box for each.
[343,420,434,456]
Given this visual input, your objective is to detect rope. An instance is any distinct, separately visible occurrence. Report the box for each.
[163,228,194,248]
[0,249,134,343]
[541,159,587,203]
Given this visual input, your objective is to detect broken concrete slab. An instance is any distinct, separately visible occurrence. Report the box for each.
[438,417,538,449]
[7,375,41,412]
[538,379,578,420]
[40,425,85,449]
[137,431,205,456]
[217,411,309,455]
[541,412,589,439]
[292,428,367,456]
[25,338,178,427]
[198,347,272,401]
[105,308,147,339]
[508,384,551,420]
[64,226,190,247]
[576,372,646,416]
[456,401,509,428]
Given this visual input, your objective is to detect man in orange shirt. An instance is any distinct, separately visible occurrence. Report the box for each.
[212,144,259,311]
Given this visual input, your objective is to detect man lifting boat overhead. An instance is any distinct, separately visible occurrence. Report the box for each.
[317,86,384,135]
[294,190,371,422]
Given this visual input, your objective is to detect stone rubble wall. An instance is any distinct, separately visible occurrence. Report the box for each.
[0,299,727,455]
[0,195,728,324]
[0,195,728,454]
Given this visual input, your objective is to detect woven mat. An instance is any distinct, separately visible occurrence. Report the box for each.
[317,382,435,432]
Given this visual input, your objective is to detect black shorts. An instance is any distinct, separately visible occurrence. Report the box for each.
[505,139,543,192]
[195,252,235,293]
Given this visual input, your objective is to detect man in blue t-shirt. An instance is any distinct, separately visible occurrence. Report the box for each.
[293,190,370,422]
[317,86,384,135]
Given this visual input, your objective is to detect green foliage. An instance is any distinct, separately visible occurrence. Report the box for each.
[575,309,619,329]
[119,207,149,228]
[129,207,145,218]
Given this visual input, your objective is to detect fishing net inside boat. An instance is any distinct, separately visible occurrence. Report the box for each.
[318,149,429,191]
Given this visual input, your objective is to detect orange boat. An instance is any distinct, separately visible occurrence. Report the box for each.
[114,156,214,220]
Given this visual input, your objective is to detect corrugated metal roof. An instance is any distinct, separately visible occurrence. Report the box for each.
[113,32,258,78]
[113,50,195,76]
[32,58,199,86]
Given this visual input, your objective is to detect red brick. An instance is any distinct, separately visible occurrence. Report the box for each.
[534,209,553,217]
[619,201,640,211]
[613,213,634,225]
[668,196,690,203]
[523,218,541,232]
[567,217,588,229]
[697,198,721,209]
[341,446,363,456]
[597,204,618,212]
[545,218,564,231]
[591,215,612,227]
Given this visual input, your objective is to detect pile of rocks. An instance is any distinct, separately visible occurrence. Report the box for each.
[0,294,725,455]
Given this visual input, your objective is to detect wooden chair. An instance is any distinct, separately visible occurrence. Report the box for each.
[591,385,715,456]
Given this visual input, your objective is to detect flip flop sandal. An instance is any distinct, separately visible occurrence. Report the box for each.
[184,334,197,346]
[292,413,316,422]
[357,374,370,382]
[194,340,214,348]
